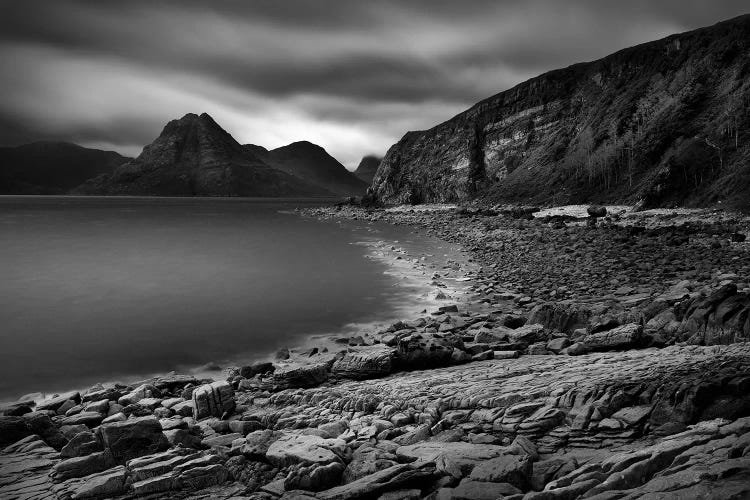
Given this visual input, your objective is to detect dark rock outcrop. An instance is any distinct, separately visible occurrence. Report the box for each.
[74,113,333,197]
[372,15,750,210]
[353,155,383,184]
[248,141,368,197]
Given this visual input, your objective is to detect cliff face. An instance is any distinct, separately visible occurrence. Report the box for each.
[76,113,332,197]
[353,155,383,184]
[247,141,368,197]
[0,142,129,194]
[373,15,750,210]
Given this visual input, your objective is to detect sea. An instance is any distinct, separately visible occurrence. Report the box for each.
[0,196,432,400]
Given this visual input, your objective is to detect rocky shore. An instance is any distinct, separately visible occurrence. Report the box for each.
[2,204,750,499]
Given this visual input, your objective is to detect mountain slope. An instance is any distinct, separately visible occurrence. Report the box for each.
[0,142,130,194]
[353,155,383,184]
[372,14,750,210]
[247,141,368,196]
[75,113,333,197]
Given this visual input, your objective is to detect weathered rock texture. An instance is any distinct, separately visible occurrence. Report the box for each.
[372,15,750,210]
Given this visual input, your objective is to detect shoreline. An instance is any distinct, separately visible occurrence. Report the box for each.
[3,202,750,500]
[0,207,478,405]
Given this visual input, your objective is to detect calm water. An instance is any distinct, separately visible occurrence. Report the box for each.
[0,197,408,400]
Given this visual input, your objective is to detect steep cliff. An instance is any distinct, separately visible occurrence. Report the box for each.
[353,155,383,184]
[0,142,129,194]
[372,15,750,210]
[76,113,332,197]
[246,141,368,196]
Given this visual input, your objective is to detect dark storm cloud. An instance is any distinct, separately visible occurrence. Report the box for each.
[0,0,747,167]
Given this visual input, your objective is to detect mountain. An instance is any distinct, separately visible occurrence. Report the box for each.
[75,113,333,197]
[246,141,368,197]
[372,14,750,210]
[353,155,383,184]
[0,142,130,194]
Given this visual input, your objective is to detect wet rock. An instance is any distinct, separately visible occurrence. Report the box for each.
[52,451,114,481]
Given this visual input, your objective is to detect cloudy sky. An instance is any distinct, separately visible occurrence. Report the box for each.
[0,1,747,168]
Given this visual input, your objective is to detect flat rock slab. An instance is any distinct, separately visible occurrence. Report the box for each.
[266,433,345,468]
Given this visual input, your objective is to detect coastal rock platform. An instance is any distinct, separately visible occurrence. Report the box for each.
[1,204,749,499]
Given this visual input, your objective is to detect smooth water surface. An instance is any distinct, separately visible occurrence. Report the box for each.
[0,197,401,399]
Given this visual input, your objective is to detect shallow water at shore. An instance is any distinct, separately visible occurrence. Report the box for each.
[0,196,461,400]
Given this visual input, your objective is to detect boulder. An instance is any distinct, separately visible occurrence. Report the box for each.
[236,429,281,458]
[284,462,345,491]
[25,411,67,449]
[98,416,168,463]
[192,381,235,420]
[396,334,454,369]
[469,453,532,488]
[60,431,103,458]
[117,384,160,406]
[52,451,114,481]
[587,205,607,218]
[59,411,105,428]
[546,337,571,353]
[266,433,345,468]
[239,361,275,378]
[37,391,80,412]
[506,323,545,344]
[0,416,30,447]
[576,323,643,353]
[332,346,395,379]
[273,362,330,389]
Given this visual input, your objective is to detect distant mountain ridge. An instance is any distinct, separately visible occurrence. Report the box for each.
[353,155,382,184]
[0,142,130,194]
[73,113,365,197]
[244,141,368,197]
[372,14,750,210]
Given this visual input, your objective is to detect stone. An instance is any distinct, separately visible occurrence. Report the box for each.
[118,384,160,406]
[266,433,344,468]
[59,411,104,428]
[60,431,103,458]
[37,391,80,412]
[98,416,168,463]
[449,479,522,500]
[332,346,395,379]
[284,462,345,491]
[273,362,330,389]
[0,416,30,447]
[237,429,281,458]
[546,337,571,353]
[577,323,643,353]
[396,334,454,369]
[164,428,202,449]
[25,411,67,449]
[192,381,235,420]
[506,323,545,344]
[52,451,114,481]
[239,361,275,378]
[469,453,532,488]
[59,465,129,499]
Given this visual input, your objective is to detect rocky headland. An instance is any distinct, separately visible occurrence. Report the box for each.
[2,204,750,499]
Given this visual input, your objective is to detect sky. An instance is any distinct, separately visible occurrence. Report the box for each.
[0,1,747,169]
